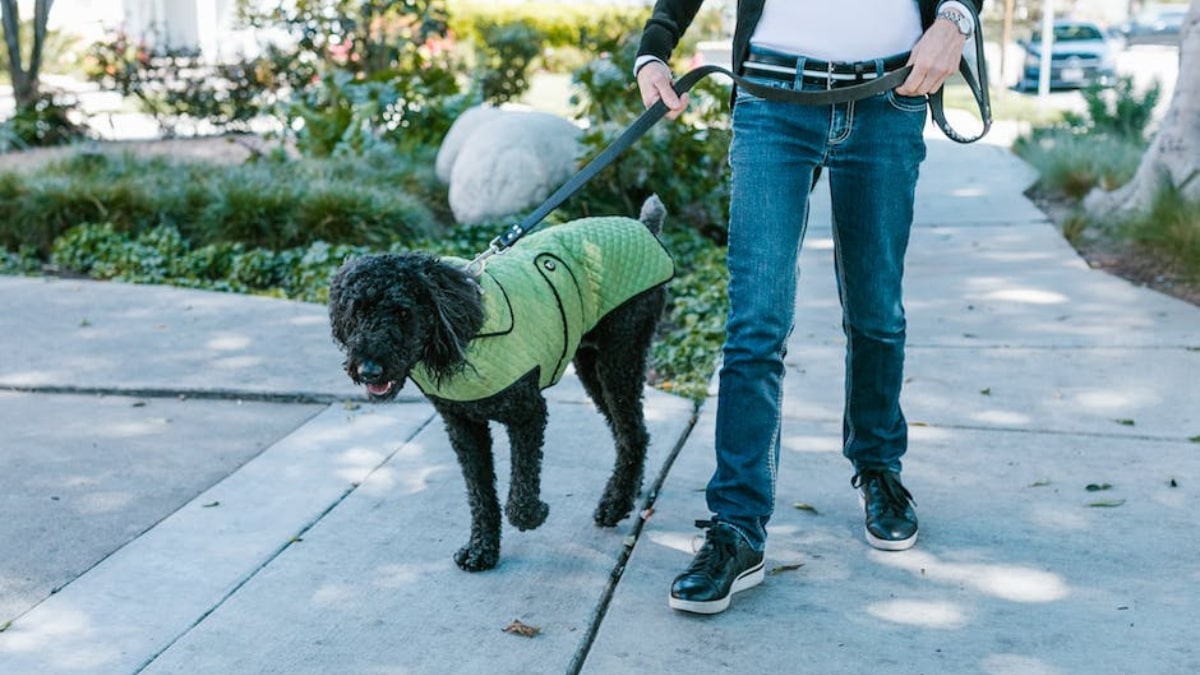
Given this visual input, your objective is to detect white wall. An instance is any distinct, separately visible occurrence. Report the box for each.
[43,0,126,44]
[38,0,247,59]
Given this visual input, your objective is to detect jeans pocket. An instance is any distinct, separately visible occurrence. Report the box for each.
[735,76,784,104]
[735,86,762,105]
[885,90,928,113]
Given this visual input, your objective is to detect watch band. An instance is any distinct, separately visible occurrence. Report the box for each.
[937,9,974,37]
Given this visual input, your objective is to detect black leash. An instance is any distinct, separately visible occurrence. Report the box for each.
[469,36,990,268]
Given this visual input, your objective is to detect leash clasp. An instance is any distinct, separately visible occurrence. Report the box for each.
[465,221,525,277]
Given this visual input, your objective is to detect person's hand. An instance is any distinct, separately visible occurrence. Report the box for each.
[896,18,968,96]
[636,60,689,120]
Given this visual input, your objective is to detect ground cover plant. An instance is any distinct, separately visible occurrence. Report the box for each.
[1014,76,1200,294]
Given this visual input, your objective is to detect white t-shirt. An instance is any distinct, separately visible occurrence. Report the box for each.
[751,1,924,61]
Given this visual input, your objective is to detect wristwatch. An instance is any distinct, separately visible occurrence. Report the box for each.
[937,8,974,38]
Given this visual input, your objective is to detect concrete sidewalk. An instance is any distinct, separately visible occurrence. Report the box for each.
[2,125,1198,674]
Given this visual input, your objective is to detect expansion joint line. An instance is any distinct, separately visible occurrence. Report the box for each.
[566,409,700,675]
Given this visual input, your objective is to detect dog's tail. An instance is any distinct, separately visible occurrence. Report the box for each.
[639,194,666,236]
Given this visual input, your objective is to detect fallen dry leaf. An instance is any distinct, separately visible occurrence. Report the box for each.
[503,619,541,638]
[768,563,805,575]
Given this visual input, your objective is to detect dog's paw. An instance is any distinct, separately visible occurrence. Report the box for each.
[593,496,635,528]
[506,500,549,531]
[454,542,500,572]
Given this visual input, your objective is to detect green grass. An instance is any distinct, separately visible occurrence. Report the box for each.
[1122,182,1200,278]
[1013,128,1145,200]
[0,149,442,255]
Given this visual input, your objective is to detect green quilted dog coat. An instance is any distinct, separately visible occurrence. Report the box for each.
[409,216,674,401]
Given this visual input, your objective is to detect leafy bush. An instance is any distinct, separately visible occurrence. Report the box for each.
[1064,76,1162,142]
[473,19,542,105]
[1014,75,1156,200]
[1120,182,1200,278]
[652,228,727,399]
[236,0,451,80]
[0,150,441,254]
[84,33,299,136]
[0,92,89,150]
[287,66,466,156]
[448,1,649,54]
[563,35,732,243]
[1013,129,1145,200]
[48,221,363,301]
[0,246,40,275]
[84,1,464,144]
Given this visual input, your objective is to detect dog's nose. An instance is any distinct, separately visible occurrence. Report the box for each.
[358,360,384,382]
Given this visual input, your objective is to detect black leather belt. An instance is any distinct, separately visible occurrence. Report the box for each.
[743,50,912,89]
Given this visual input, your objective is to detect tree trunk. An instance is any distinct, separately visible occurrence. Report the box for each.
[1,0,54,108]
[1083,0,1200,218]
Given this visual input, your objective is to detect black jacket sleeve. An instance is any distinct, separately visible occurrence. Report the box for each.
[636,0,706,63]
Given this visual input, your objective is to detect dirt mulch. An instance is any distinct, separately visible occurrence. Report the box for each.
[1031,193,1200,308]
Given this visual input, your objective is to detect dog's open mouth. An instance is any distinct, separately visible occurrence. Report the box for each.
[366,381,397,397]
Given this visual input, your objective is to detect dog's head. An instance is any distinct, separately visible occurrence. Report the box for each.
[329,252,484,401]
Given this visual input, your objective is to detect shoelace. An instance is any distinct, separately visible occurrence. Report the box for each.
[852,470,916,516]
[688,520,738,570]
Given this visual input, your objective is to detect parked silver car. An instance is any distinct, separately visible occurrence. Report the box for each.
[1018,20,1118,91]
[1116,5,1186,46]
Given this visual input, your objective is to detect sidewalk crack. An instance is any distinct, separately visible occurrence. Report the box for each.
[566,408,699,675]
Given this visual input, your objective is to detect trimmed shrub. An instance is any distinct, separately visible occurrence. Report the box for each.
[0,150,440,254]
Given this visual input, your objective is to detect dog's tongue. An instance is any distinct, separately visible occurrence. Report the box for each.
[367,381,394,396]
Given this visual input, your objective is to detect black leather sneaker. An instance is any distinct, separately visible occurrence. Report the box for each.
[669,520,765,614]
[853,469,918,551]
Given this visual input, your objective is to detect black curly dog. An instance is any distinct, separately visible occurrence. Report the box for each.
[329,197,669,571]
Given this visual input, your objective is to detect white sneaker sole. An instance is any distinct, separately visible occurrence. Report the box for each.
[865,528,917,551]
[668,560,766,615]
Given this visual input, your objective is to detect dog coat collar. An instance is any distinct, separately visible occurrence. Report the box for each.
[409,216,674,401]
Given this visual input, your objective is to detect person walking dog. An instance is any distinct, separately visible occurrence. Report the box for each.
[635,0,984,614]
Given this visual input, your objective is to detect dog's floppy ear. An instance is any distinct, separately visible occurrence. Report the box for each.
[327,258,360,348]
[416,257,485,382]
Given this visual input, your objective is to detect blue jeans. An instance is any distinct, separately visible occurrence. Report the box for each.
[709,70,928,550]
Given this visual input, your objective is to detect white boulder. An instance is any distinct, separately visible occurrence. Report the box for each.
[434,105,510,184]
[437,107,582,225]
